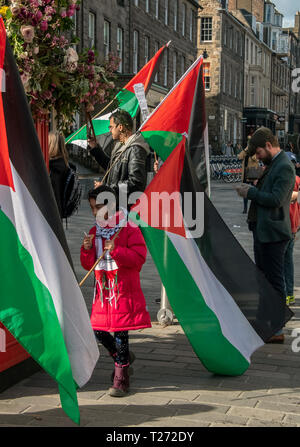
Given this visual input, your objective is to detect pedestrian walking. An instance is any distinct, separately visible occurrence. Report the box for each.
[80,185,151,396]
[48,131,69,218]
[236,127,295,343]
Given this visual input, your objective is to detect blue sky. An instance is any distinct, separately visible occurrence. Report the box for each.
[272,1,299,27]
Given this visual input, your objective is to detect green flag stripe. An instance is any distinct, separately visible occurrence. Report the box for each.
[67,90,138,144]
[141,130,183,161]
[130,212,252,376]
[0,209,80,424]
[116,89,139,116]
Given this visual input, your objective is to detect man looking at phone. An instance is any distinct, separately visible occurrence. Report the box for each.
[236,127,295,343]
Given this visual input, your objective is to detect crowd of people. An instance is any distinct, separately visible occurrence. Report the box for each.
[48,111,300,395]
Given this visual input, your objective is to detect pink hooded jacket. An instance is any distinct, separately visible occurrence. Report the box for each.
[80,218,151,333]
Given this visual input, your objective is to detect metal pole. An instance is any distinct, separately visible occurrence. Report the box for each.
[157,285,174,326]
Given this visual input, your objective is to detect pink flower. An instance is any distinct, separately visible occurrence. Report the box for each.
[60,8,67,18]
[40,21,48,31]
[20,25,35,43]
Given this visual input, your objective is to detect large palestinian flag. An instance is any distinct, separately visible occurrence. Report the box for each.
[0,18,99,424]
[140,56,209,191]
[130,58,293,376]
[66,42,169,148]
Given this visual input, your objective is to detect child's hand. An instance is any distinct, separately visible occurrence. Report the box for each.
[104,239,115,251]
[83,234,94,250]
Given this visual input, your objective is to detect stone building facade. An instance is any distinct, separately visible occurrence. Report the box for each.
[197,0,245,153]
[72,0,199,123]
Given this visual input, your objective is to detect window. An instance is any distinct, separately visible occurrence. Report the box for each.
[104,20,110,57]
[134,0,138,5]
[201,17,212,42]
[164,0,168,25]
[203,62,210,91]
[117,27,124,73]
[144,36,150,64]
[250,41,253,64]
[163,49,168,86]
[182,3,186,36]
[145,0,149,13]
[155,0,159,19]
[189,9,193,41]
[174,0,178,31]
[88,12,96,48]
[154,41,159,82]
[133,30,139,74]
[172,52,177,85]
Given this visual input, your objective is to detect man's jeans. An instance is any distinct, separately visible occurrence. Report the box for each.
[284,234,296,297]
[253,228,289,334]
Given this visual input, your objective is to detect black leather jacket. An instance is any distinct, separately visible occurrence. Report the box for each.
[88,132,150,202]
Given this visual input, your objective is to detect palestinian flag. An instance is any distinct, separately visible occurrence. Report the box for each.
[0,18,99,424]
[140,56,209,191]
[66,42,169,148]
[130,58,293,376]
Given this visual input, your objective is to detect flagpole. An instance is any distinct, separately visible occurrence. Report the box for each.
[79,228,122,287]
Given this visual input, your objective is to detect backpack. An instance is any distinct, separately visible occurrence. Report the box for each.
[61,162,82,219]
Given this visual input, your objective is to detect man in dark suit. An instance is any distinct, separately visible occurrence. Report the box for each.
[236,127,295,344]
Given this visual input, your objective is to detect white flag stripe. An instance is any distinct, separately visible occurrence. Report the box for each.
[167,231,264,362]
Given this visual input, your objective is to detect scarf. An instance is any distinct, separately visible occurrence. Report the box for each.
[94,208,128,309]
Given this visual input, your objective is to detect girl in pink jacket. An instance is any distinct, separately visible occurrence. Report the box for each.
[80,186,151,397]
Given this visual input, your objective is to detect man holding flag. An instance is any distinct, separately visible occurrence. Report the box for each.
[87,109,150,203]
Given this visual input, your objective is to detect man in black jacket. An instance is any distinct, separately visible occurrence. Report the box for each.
[87,110,150,206]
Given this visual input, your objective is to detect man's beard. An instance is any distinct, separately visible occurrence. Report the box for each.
[262,152,273,165]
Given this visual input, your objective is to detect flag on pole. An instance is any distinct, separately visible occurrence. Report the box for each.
[140,56,209,189]
[0,18,99,424]
[67,42,170,148]
[130,57,293,376]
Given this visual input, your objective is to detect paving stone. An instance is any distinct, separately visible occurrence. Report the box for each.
[227,406,285,423]
[256,400,300,415]
[136,418,210,427]
[98,393,172,407]
[246,418,297,427]
[194,393,258,408]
